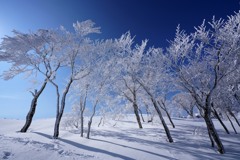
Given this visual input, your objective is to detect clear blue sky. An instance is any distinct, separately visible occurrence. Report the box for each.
[0,0,239,119]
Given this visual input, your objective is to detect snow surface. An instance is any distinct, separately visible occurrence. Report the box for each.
[0,115,240,160]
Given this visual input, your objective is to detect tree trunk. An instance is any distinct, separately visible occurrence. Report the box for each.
[212,108,229,134]
[228,109,240,127]
[80,111,84,137]
[138,109,145,122]
[87,120,92,139]
[87,100,98,139]
[80,86,88,137]
[138,81,173,142]
[20,79,48,132]
[133,103,143,129]
[226,113,237,134]
[190,106,194,117]
[203,110,225,154]
[151,98,173,142]
[98,117,103,127]
[165,110,175,128]
[53,78,73,139]
[53,112,62,138]
[207,126,215,147]
[145,104,153,123]
[157,100,175,128]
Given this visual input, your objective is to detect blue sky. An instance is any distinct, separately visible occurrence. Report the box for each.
[0,0,239,119]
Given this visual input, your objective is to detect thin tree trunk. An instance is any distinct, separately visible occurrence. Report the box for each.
[138,108,145,122]
[53,78,73,139]
[87,100,98,139]
[133,103,143,128]
[20,79,48,132]
[228,109,240,127]
[137,81,173,142]
[73,121,79,129]
[212,108,229,134]
[151,98,173,142]
[80,101,84,137]
[203,109,225,154]
[145,104,153,122]
[165,110,175,128]
[157,100,175,128]
[98,117,103,127]
[132,89,143,129]
[226,113,237,134]
[80,111,84,137]
[80,85,88,137]
[87,121,92,139]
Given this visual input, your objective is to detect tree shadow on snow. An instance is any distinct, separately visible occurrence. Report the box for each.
[91,138,178,160]
[33,126,240,160]
[33,132,135,160]
[90,125,240,160]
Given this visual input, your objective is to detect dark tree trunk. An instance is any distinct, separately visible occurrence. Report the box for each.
[158,100,175,128]
[20,79,48,132]
[133,103,143,129]
[151,98,173,143]
[53,112,62,138]
[87,120,92,139]
[203,109,225,154]
[207,126,215,147]
[53,78,73,139]
[145,104,153,123]
[80,86,88,137]
[138,108,145,122]
[226,113,237,134]
[212,108,229,134]
[80,111,84,137]
[87,100,98,139]
[165,110,175,128]
[228,109,240,127]
[98,117,103,127]
[138,81,173,142]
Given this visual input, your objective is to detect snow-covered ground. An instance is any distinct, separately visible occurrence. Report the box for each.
[0,115,240,160]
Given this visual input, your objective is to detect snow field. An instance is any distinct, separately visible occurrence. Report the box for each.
[0,115,240,160]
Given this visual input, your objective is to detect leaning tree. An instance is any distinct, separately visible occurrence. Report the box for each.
[44,20,101,138]
[113,35,148,129]
[0,29,61,132]
[166,11,240,153]
[136,47,174,143]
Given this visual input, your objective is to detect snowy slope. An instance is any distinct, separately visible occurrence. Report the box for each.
[0,115,240,160]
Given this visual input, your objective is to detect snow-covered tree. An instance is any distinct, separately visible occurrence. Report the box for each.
[173,93,196,117]
[1,20,101,138]
[0,29,63,132]
[157,95,175,128]
[48,20,100,138]
[136,47,174,143]
[114,36,147,129]
[83,39,119,139]
[167,11,240,153]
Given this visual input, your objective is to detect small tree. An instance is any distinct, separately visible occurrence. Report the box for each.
[173,93,195,117]
[49,20,100,138]
[157,96,175,128]
[111,33,145,129]
[135,47,174,143]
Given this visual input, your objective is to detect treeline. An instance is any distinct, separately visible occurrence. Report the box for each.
[0,11,240,154]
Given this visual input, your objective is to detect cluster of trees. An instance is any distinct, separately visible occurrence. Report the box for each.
[0,11,240,154]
